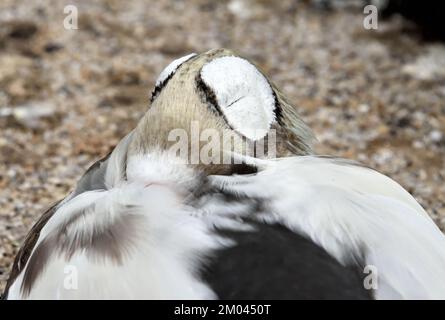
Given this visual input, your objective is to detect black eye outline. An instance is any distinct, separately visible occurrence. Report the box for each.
[150,71,176,103]
[195,71,228,124]
[150,53,197,103]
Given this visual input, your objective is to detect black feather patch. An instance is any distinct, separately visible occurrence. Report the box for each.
[201,221,372,300]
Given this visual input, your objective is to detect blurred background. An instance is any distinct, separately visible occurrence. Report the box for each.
[0,0,444,292]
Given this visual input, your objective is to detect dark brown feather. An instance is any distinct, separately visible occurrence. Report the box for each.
[2,200,62,299]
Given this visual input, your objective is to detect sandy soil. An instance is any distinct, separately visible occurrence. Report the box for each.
[0,0,444,293]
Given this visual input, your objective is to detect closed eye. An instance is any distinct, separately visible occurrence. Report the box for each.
[199,56,277,141]
[226,96,245,108]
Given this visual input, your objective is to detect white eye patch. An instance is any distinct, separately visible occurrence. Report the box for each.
[155,53,197,87]
[200,56,276,141]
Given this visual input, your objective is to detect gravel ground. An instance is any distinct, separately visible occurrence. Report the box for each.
[0,0,444,293]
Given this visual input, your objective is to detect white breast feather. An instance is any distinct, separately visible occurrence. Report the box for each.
[7,182,224,299]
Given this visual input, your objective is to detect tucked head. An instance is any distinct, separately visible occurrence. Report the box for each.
[129,48,314,174]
